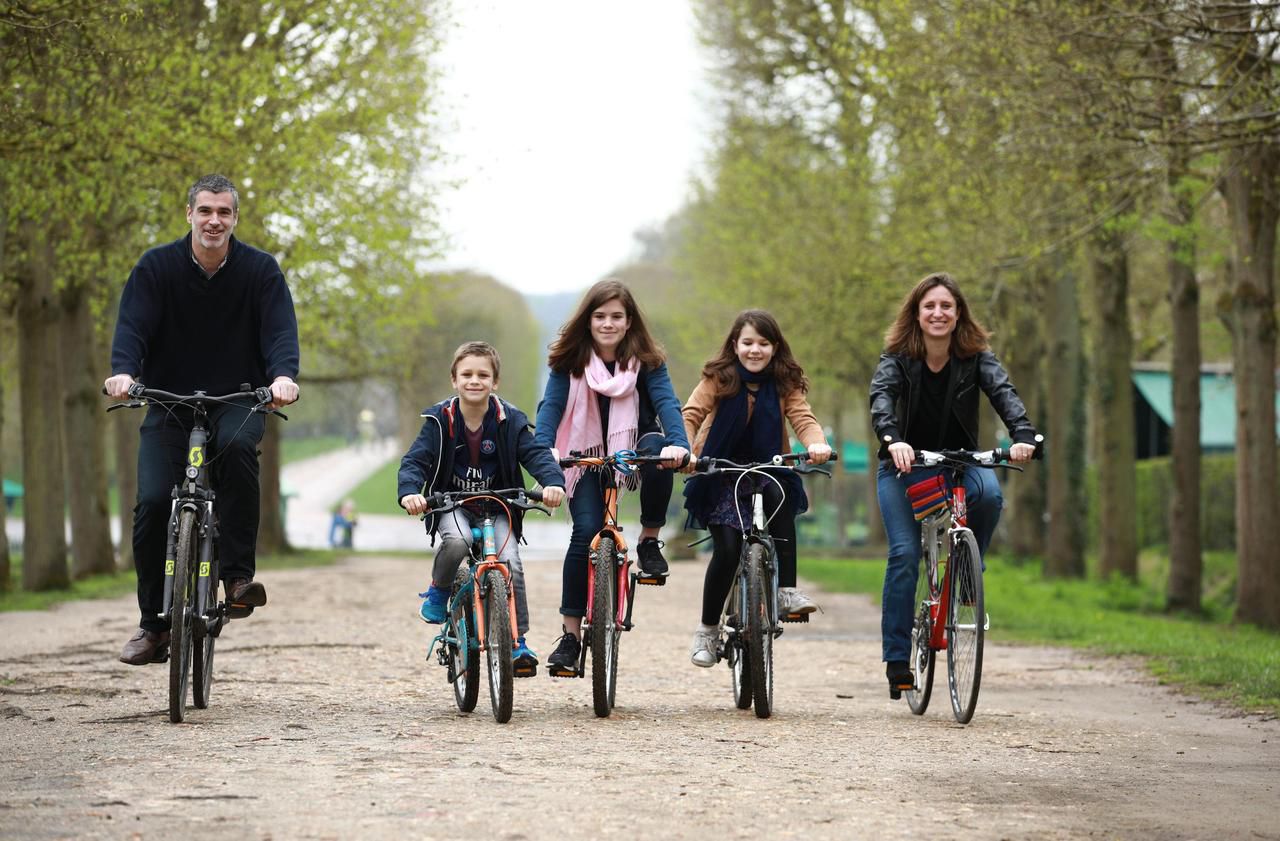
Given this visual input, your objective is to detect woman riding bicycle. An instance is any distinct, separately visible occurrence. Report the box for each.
[681,310,832,668]
[533,279,690,675]
[870,272,1039,697]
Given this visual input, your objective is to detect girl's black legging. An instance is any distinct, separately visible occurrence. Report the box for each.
[700,488,797,626]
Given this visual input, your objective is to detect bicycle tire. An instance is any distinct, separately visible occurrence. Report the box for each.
[590,536,619,718]
[947,532,985,724]
[745,543,773,718]
[191,522,218,709]
[728,582,752,710]
[483,570,514,723]
[168,509,197,723]
[906,555,936,715]
[450,565,480,714]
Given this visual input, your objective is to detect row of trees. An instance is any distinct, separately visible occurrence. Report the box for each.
[640,1,1278,627]
[2,2,445,592]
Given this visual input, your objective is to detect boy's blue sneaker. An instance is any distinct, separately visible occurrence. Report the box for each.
[418,585,449,624]
[512,636,538,677]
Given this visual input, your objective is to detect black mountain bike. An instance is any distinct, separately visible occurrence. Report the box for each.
[109,383,286,723]
[690,453,829,718]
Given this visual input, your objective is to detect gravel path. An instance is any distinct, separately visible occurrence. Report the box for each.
[0,446,1276,839]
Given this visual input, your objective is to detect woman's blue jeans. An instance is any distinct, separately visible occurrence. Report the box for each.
[877,461,1003,663]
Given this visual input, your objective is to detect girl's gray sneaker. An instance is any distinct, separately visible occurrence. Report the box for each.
[690,626,719,667]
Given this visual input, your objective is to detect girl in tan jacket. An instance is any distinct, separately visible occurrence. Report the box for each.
[681,310,832,667]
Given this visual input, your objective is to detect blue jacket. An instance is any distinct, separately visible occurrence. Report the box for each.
[397,395,564,539]
[532,362,691,451]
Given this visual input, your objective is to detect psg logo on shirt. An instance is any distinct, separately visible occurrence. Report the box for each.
[481,439,496,455]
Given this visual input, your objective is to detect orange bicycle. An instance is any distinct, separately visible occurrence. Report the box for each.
[548,450,674,717]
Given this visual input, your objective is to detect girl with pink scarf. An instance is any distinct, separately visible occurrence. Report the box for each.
[533,279,691,676]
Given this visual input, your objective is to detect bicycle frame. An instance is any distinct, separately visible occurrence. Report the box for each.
[466,507,520,658]
[584,470,634,632]
[921,480,973,652]
[160,411,220,635]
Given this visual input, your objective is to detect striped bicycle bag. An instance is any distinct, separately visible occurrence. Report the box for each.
[906,474,949,522]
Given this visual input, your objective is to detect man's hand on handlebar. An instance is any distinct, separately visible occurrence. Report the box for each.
[103,373,136,400]
[269,376,299,410]
[401,493,428,516]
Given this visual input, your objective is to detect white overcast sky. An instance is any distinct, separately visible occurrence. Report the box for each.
[425,0,713,295]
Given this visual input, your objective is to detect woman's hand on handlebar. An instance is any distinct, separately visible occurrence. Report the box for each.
[401,493,428,516]
[807,442,833,465]
[888,441,915,474]
[1009,442,1036,463]
[103,373,136,399]
[541,486,565,508]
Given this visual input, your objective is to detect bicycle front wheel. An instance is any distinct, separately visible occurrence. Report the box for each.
[728,581,752,710]
[168,509,197,723]
[590,537,619,718]
[745,543,773,719]
[906,554,936,716]
[483,570,514,723]
[192,527,218,709]
[947,532,985,724]
[450,566,480,714]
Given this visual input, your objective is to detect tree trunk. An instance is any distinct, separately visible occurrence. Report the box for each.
[1045,263,1087,578]
[60,284,116,578]
[865,414,884,547]
[1221,146,1280,629]
[1088,227,1138,580]
[1165,185,1203,612]
[17,229,69,590]
[113,406,140,571]
[256,418,289,556]
[0,331,10,591]
[999,273,1046,560]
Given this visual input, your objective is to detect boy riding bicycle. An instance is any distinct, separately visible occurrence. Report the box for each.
[398,342,566,672]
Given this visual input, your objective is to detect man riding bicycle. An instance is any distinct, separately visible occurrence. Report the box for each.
[105,174,300,666]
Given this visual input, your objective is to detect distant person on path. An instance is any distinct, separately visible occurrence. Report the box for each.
[329,498,358,548]
[532,278,690,676]
[680,310,832,667]
[870,271,1038,697]
[105,174,300,666]
[398,341,565,673]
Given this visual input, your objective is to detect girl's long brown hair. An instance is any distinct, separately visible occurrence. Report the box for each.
[884,272,990,359]
[547,278,666,375]
[701,309,809,400]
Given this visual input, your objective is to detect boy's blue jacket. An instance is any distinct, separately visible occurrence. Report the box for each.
[397,395,564,540]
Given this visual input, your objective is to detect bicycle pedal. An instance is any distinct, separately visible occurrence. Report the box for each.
[547,665,579,678]
[514,664,538,678]
[225,603,254,619]
[780,612,810,623]
[634,573,668,586]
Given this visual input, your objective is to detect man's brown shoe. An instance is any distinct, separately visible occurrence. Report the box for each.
[120,629,170,666]
[226,577,267,608]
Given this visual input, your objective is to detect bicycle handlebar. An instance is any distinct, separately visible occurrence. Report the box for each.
[692,452,831,477]
[104,383,288,420]
[558,450,691,470]
[912,434,1045,469]
[421,487,551,517]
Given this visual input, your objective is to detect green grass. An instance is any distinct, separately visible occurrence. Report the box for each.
[347,457,402,515]
[801,553,1280,716]
[282,435,350,464]
[0,548,341,613]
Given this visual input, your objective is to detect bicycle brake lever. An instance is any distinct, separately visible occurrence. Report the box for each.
[106,400,146,412]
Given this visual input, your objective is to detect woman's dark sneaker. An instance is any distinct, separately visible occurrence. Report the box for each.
[546,627,582,677]
[636,538,669,577]
[886,660,914,699]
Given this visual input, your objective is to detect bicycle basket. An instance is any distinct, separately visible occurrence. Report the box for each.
[906,474,949,522]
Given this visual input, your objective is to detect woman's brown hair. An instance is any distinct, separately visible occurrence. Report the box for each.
[884,272,990,359]
[546,278,666,375]
[701,309,809,400]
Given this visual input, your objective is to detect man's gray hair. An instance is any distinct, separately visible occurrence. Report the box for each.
[187,174,239,211]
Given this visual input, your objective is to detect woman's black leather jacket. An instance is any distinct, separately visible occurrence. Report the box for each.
[869,350,1039,459]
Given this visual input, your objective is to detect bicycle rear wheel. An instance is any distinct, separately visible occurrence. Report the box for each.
[906,554,936,715]
[744,544,773,719]
[590,537,619,718]
[168,509,197,723]
[947,532,985,724]
[483,570,514,723]
[192,525,218,709]
[728,582,752,710]
[450,566,480,714]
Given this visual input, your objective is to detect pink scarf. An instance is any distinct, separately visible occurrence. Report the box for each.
[555,353,640,498]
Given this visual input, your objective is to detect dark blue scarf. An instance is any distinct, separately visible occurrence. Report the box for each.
[684,363,802,526]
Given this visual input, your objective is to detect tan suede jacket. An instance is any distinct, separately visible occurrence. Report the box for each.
[682,376,827,457]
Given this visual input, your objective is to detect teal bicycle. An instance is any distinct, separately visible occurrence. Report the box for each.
[422,487,549,723]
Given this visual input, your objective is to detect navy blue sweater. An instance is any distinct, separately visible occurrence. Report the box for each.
[110,233,299,394]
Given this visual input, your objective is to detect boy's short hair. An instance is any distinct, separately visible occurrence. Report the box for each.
[451,341,501,380]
